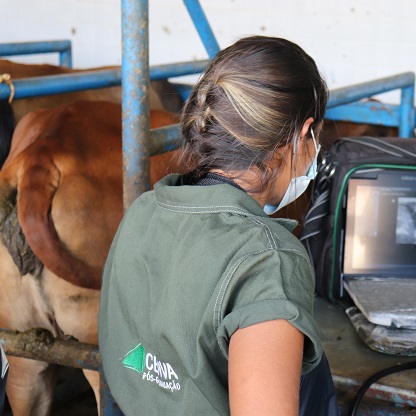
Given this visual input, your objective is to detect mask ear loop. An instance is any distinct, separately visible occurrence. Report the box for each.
[310,128,318,151]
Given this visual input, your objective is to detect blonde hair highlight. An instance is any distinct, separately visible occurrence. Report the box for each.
[180,36,328,190]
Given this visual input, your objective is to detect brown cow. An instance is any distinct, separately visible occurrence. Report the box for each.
[0,101,182,415]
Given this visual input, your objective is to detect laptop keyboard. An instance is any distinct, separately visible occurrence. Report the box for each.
[346,278,416,313]
[344,278,416,328]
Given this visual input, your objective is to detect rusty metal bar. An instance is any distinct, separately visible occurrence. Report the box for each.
[333,375,416,409]
[121,0,150,209]
[0,328,100,371]
[100,372,123,416]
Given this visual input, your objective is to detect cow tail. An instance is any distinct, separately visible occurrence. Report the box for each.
[17,156,102,290]
[0,101,15,169]
[0,176,43,277]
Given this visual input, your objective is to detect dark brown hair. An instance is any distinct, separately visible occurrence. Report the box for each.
[180,35,328,190]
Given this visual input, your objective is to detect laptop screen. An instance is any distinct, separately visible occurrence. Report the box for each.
[343,168,416,278]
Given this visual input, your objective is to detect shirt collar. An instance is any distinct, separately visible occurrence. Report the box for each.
[154,174,298,232]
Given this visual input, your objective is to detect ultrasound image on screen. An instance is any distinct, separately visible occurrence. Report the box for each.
[396,197,416,244]
[343,171,416,276]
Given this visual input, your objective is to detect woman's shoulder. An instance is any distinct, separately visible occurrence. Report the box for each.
[247,215,309,258]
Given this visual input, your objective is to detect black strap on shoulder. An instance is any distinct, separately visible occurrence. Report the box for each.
[196,172,245,191]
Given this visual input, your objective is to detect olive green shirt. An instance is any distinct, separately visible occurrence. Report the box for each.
[99,174,322,416]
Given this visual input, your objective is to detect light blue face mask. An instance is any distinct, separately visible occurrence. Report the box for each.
[264,129,321,215]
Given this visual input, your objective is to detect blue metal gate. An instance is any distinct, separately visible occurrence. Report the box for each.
[0,1,416,415]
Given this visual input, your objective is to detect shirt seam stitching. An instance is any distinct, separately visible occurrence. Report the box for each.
[248,217,277,249]
[213,246,313,356]
[156,201,254,216]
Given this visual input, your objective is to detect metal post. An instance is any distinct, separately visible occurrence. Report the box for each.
[182,0,220,59]
[100,372,123,416]
[399,85,415,138]
[121,0,150,209]
[60,43,72,68]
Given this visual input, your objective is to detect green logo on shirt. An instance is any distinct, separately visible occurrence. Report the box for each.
[122,343,145,373]
[122,342,181,392]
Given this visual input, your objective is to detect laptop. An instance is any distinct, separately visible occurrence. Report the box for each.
[341,168,416,330]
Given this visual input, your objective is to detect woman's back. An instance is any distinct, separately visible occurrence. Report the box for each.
[99,35,338,415]
[99,174,322,415]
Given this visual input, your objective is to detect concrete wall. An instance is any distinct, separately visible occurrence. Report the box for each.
[2,0,415,103]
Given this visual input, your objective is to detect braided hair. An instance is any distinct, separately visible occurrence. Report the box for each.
[180,36,328,192]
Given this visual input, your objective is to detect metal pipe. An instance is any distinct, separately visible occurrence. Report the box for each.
[100,373,123,416]
[327,72,415,138]
[150,124,181,155]
[0,40,73,68]
[0,69,122,100]
[171,82,194,102]
[150,59,209,80]
[327,100,416,138]
[121,0,150,209]
[328,72,415,108]
[3,68,412,107]
[399,85,415,137]
[59,44,73,68]
[333,375,416,409]
[2,70,413,136]
[183,0,220,59]
[325,101,400,127]
[0,328,100,371]
[0,60,208,100]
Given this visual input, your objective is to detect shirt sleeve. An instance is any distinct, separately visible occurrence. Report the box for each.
[214,248,322,374]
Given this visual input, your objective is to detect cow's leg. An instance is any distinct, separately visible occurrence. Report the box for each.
[42,270,101,414]
[6,356,56,416]
[0,243,62,416]
[82,369,100,413]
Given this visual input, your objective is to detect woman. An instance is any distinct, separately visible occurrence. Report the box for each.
[99,36,338,415]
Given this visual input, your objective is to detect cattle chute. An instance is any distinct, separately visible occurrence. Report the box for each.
[0,1,415,415]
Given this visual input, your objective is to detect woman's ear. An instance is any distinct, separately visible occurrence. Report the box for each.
[300,117,314,139]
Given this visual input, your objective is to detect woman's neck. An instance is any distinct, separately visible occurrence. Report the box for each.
[210,169,271,208]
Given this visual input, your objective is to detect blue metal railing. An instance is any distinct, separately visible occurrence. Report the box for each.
[1,75,414,172]
[1,2,416,416]
[2,11,412,208]
[182,0,221,59]
[121,0,150,207]
[0,40,73,67]
[0,60,209,100]
[327,72,415,138]
[120,0,220,206]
